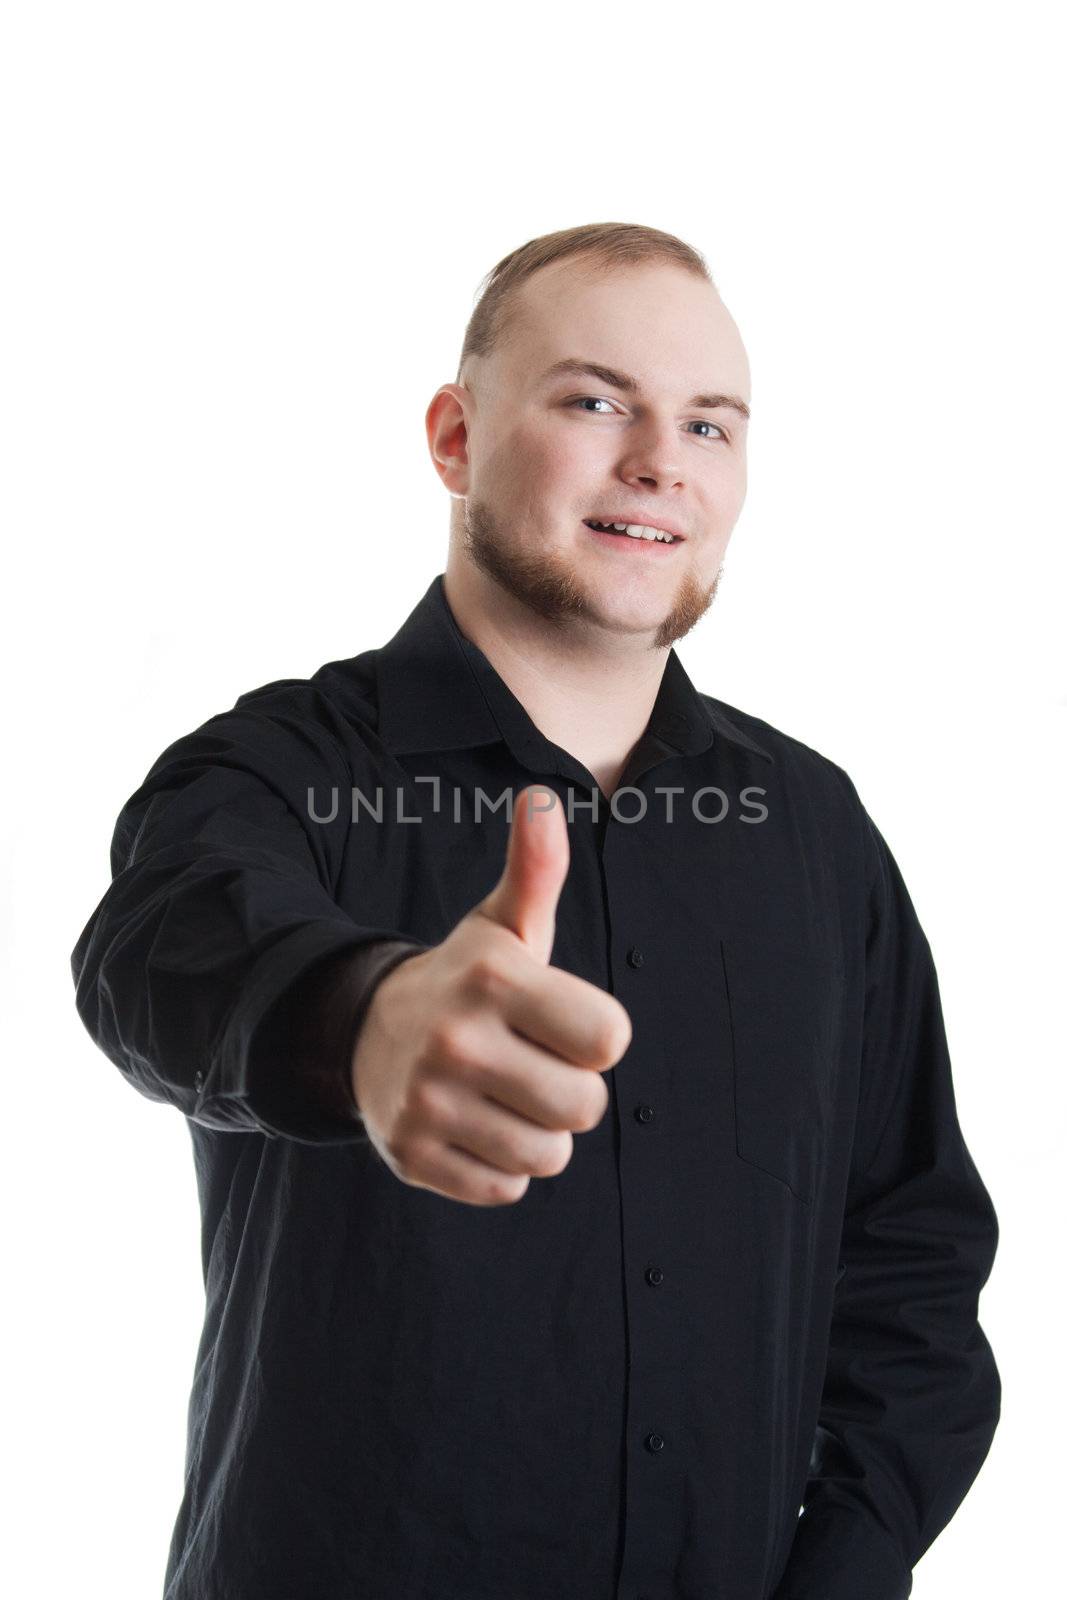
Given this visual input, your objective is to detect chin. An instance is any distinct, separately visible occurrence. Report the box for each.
[585,592,674,633]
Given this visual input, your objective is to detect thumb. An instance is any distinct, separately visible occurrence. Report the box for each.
[476,783,570,965]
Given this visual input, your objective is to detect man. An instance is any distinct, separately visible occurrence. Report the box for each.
[71,222,1000,1600]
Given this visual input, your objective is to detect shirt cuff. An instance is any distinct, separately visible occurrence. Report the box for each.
[771,1500,913,1600]
[245,937,429,1143]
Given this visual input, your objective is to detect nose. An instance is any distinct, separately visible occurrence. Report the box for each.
[617,415,684,490]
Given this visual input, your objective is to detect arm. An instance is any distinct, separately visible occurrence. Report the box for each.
[70,691,429,1144]
[248,936,428,1134]
[773,805,1001,1599]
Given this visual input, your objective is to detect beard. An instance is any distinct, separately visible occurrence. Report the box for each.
[461,498,722,650]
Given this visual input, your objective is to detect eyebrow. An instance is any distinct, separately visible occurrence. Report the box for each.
[538,357,751,420]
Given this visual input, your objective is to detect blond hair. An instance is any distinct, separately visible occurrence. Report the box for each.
[455,222,713,383]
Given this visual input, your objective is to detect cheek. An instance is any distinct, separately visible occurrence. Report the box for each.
[691,465,746,563]
[540,427,600,483]
[489,425,572,491]
[709,457,747,522]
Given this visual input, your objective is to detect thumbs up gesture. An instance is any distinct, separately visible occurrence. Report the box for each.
[350,784,633,1205]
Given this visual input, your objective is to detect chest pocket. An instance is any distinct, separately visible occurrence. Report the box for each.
[719,933,838,1205]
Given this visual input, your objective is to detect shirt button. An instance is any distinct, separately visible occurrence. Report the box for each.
[194,1071,204,1092]
[645,1266,664,1287]
[645,1431,665,1453]
[626,946,644,968]
[634,1103,656,1125]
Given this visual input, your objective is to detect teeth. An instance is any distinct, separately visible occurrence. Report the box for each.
[589,519,675,543]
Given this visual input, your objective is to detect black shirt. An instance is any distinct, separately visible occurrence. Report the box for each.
[70,572,1000,1600]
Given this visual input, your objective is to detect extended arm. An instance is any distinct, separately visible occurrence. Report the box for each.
[71,693,428,1144]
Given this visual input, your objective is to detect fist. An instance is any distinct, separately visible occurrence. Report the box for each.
[350,783,632,1205]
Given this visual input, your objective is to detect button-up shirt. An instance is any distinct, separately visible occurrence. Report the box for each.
[70,573,1000,1599]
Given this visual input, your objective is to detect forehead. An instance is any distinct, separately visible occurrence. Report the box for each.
[502,258,750,396]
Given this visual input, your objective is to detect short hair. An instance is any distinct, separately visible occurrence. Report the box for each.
[455,221,714,384]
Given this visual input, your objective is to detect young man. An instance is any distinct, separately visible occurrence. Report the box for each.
[71,223,1000,1600]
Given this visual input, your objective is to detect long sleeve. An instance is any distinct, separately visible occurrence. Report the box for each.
[772,806,1001,1600]
[70,693,431,1145]
[247,936,428,1134]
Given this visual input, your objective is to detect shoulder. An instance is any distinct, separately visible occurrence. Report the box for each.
[699,690,867,821]
[229,646,380,730]
[185,646,384,761]
[699,694,893,921]
[137,649,384,799]
[699,693,907,915]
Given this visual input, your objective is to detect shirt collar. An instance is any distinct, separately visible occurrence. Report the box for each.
[375,574,774,780]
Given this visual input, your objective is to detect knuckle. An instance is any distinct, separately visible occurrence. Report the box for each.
[573,1082,609,1132]
[426,1015,472,1068]
[605,1004,633,1060]
[463,950,513,1003]
[592,1014,626,1064]
[388,1131,424,1181]
[531,1130,573,1176]
[406,1074,448,1126]
[483,1171,530,1206]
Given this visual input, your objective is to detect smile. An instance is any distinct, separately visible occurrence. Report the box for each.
[583,519,681,550]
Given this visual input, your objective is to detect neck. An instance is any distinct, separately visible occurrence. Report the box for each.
[442,556,670,799]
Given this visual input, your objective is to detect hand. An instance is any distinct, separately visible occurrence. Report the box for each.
[350,783,632,1205]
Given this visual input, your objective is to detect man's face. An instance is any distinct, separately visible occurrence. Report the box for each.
[434,258,751,649]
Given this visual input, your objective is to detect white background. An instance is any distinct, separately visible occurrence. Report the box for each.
[3,3,1063,1595]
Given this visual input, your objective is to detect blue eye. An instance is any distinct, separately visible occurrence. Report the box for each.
[567,398,726,440]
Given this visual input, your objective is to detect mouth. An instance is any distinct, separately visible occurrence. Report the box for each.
[582,517,683,549]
